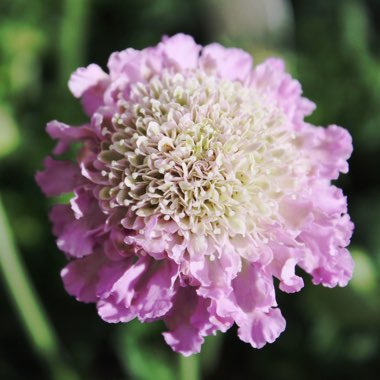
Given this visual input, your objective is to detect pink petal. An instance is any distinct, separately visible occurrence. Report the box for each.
[46,120,96,155]
[200,43,253,81]
[317,185,347,215]
[61,253,131,303]
[49,192,105,258]
[211,263,286,349]
[68,63,109,98]
[299,124,353,180]
[36,157,81,196]
[279,196,313,230]
[160,34,201,70]
[232,263,276,311]
[299,216,354,287]
[61,252,106,302]
[107,48,141,78]
[250,58,315,126]
[97,256,179,323]
[278,258,303,293]
[81,84,108,116]
[237,308,286,349]
[104,227,136,261]
[163,287,217,356]
[69,188,106,225]
[190,243,241,300]
[97,258,145,323]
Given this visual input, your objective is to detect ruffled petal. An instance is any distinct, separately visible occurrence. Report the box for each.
[97,256,179,323]
[211,262,286,349]
[107,48,141,78]
[61,252,106,302]
[250,58,316,126]
[49,190,105,258]
[298,124,353,180]
[163,287,217,356]
[190,242,241,299]
[68,63,109,98]
[279,196,313,230]
[299,214,354,287]
[237,308,286,349]
[36,157,81,196]
[200,43,253,81]
[159,34,201,70]
[46,120,96,155]
[61,252,131,303]
[269,240,304,293]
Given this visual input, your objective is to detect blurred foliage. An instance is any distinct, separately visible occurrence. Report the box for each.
[1,0,380,379]
[0,105,19,157]
[116,320,177,380]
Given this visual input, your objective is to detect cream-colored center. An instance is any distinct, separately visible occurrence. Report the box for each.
[98,70,304,238]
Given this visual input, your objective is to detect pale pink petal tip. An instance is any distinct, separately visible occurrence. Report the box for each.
[37,33,354,355]
[201,43,253,81]
[160,33,201,70]
[68,64,108,98]
[237,308,286,349]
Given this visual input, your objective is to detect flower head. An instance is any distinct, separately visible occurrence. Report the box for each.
[36,34,354,355]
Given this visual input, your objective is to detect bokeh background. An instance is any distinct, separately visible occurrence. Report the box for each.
[1,0,380,379]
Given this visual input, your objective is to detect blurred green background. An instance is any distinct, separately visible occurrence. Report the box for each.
[1,0,380,379]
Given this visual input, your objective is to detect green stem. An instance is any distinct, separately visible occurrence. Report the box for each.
[0,195,79,380]
[179,354,201,380]
[59,0,90,87]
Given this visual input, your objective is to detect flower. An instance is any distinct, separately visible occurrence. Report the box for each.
[36,34,354,356]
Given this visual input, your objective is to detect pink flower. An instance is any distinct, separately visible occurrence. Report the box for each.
[36,34,354,356]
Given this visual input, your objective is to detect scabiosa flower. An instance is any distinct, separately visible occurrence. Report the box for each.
[36,34,354,356]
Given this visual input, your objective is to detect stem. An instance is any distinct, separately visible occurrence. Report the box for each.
[59,0,90,86]
[0,195,79,380]
[179,354,201,380]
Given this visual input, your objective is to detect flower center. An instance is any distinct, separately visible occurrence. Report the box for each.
[98,70,303,237]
